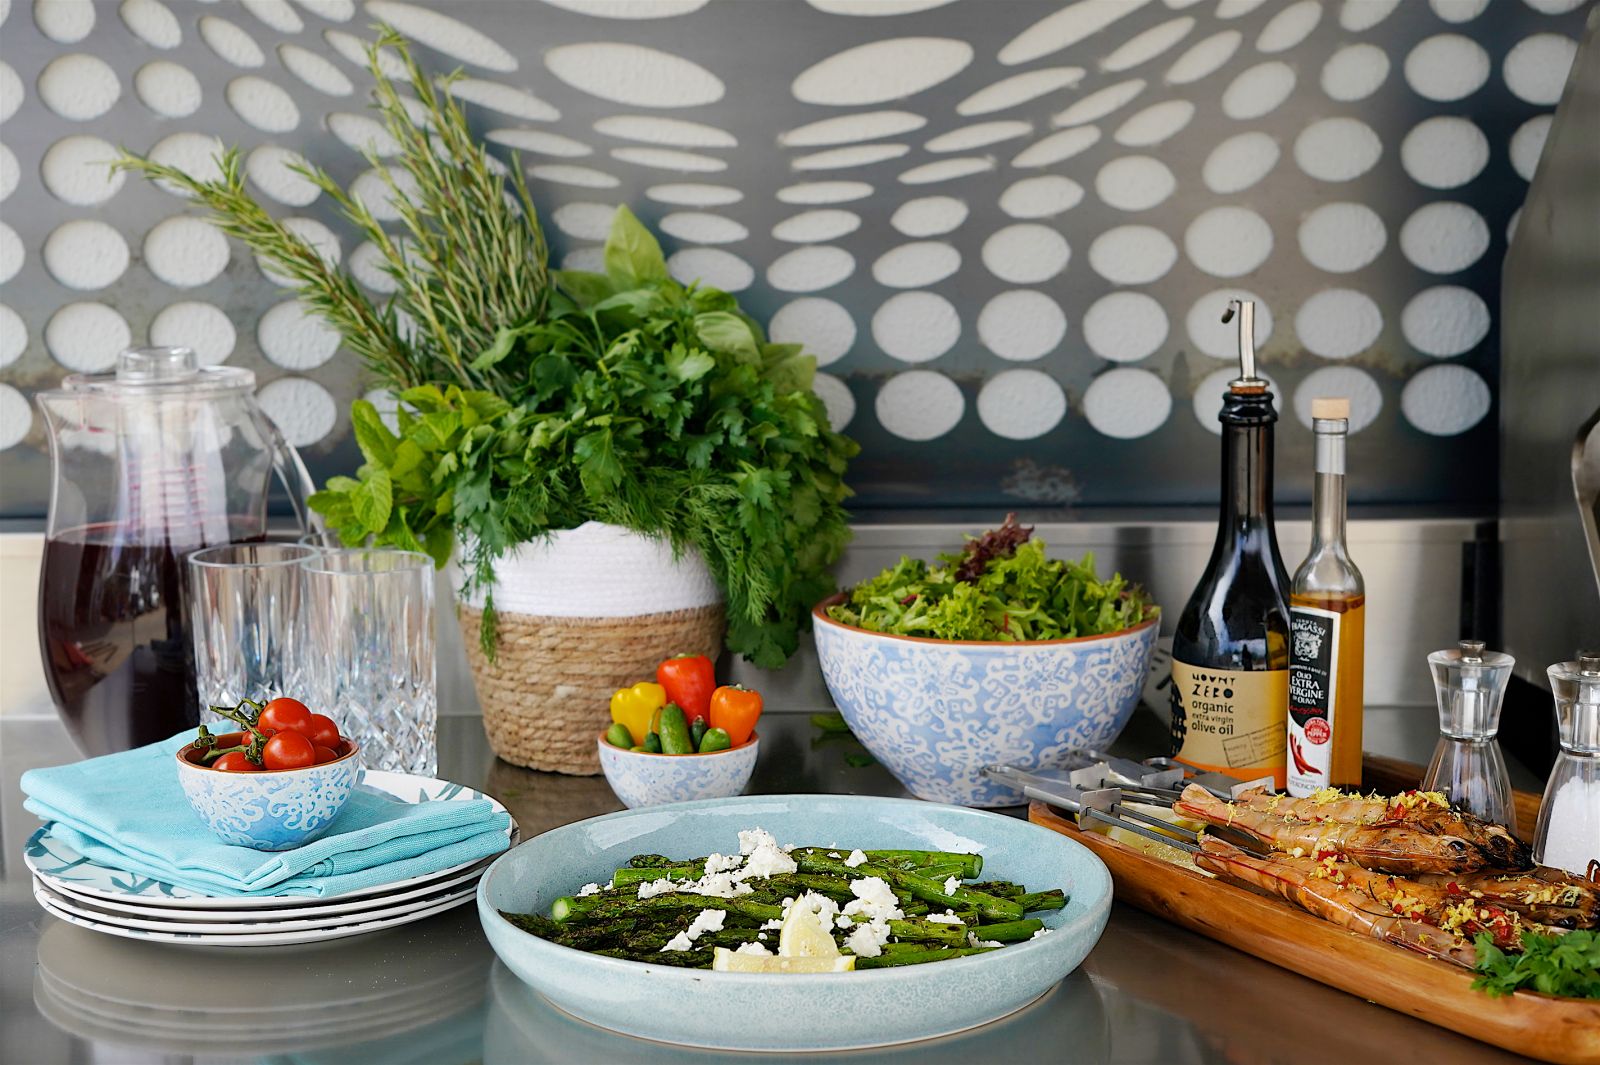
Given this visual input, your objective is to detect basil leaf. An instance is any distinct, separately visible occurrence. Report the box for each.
[695,311,760,364]
[554,269,614,308]
[603,205,669,290]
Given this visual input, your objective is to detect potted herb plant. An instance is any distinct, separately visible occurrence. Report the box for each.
[120,32,856,774]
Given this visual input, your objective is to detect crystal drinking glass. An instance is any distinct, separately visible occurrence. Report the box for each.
[301,549,437,776]
[188,543,316,725]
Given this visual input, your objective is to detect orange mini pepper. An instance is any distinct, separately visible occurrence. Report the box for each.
[708,685,762,747]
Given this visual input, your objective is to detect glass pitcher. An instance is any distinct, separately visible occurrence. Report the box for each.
[36,347,316,755]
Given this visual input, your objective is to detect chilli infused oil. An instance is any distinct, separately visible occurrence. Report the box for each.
[1287,398,1365,795]
[1169,299,1292,788]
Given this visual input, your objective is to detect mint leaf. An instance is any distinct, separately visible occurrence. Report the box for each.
[351,468,393,534]
[350,399,398,467]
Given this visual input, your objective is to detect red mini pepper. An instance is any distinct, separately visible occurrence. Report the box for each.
[657,654,716,723]
[709,684,762,747]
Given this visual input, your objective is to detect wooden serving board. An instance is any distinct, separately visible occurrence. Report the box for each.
[1030,758,1600,1065]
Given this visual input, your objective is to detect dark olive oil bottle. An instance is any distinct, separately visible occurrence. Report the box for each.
[1169,299,1291,788]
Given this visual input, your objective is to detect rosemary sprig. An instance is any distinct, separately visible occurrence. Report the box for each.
[115,28,549,394]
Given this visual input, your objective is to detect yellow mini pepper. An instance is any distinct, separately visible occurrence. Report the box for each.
[609,681,666,746]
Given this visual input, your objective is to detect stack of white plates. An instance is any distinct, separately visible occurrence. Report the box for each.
[26,771,516,947]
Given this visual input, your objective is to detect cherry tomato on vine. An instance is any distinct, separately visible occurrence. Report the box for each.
[213,752,258,772]
[258,698,312,735]
[304,714,341,749]
[262,730,316,770]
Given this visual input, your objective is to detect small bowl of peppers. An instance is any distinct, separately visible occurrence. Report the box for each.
[175,696,361,850]
[597,655,763,809]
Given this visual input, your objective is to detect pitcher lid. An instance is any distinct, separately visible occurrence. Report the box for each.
[53,347,256,395]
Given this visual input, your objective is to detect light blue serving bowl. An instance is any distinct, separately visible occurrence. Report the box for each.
[596,731,759,809]
[813,599,1160,807]
[174,741,361,850]
[477,793,1112,1052]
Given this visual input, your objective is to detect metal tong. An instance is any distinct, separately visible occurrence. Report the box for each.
[984,761,1275,859]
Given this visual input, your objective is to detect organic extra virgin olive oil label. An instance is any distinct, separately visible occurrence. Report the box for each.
[1287,606,1340,797]
[1170,661,1288,788]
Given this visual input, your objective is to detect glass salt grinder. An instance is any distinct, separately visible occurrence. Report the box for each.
[1422,640,1517,832]
[1534,653,1600,877]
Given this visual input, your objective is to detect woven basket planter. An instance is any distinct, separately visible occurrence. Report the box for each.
[455,523,725,775]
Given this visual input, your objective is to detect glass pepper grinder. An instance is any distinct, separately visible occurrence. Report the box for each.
[1422,640,1516,832]
[1534,653,1600,877]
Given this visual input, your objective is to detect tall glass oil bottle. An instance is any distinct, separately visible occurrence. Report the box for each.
[1286,398,1365,795]
[1170,299,1292,788]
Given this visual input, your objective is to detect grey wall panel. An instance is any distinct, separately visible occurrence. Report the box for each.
[0,0,1592,518]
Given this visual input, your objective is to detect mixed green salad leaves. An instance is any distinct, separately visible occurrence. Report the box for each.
[827,515,1158,642]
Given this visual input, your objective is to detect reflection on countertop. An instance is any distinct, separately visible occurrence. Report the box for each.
[0,711,1543,1065]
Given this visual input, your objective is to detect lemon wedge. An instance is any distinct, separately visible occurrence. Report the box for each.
[712,948,855,973]
[777,893,842,958]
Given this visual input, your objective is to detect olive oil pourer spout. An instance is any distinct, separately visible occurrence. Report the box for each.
[1223,299,1266,392]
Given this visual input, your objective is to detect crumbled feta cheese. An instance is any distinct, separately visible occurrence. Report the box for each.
[1030,928,1050,940]
[842,876,904,922]
[577,882,602,897]
[659,909,726,952]
[740,840,797,879]
[757,932,767,941]
[943,877,961,896]
[637,871,753,900]
[738,828,782,855]
[760,917,783,930]
[978,940,1002,948]
[835,914,854,929]
[705,852,743,874]
[843,849,868,868]
[734,941,772,956]
[637,878,680,899]
[845,921,890,958]
[926,911,965,925]
[827,851,842,859]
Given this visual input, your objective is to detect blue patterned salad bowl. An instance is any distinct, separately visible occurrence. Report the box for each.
[175,741,361,850]
[813,599,1160,807]
[478,793,1112,1052]
[596,732,759,808]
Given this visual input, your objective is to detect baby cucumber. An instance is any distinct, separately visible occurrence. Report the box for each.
[690,717,708,750]
[604,723,634,749]
[644,732,663,754]
[657,704,693,754]
[698,727,732,753]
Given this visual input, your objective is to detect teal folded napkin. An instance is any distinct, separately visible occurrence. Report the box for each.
[22,732,510,898]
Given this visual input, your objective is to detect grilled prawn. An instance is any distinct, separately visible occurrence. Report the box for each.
[1413,868,1600,930]
[1194,838,1520,963]
[1174,784,1531,875]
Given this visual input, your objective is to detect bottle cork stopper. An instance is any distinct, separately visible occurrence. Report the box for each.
[1311,397,1350,420]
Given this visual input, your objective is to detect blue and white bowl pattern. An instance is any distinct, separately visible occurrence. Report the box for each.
[596,734,758,809]
[813,607,1160,808]
[176,746,361,850]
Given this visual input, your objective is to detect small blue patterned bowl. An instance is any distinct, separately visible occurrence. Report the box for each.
[813,597,1160,808]
[596,732,759,809]
[175,741,361,850]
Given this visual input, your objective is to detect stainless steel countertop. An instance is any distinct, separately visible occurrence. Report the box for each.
[1,711,1540,1065]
